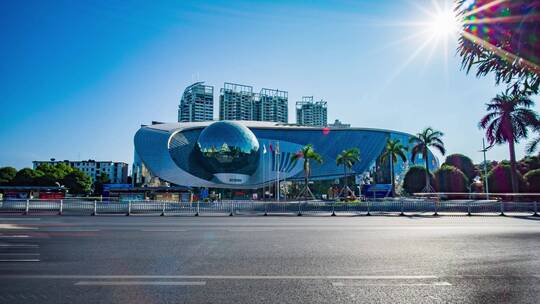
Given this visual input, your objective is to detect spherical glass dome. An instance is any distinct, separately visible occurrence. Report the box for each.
[196,121,260,175]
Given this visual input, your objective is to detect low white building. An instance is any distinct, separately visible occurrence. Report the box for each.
[32,159,128,184]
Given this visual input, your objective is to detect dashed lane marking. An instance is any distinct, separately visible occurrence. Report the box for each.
[140,229,188,232]
[0,244,38,248]
[74,281,206,286]
[332,281,452,287]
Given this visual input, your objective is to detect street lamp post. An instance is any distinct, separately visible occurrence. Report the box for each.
[479,138,492,200]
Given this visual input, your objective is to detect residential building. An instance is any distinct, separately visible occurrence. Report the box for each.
[32,159,129,184]
[253,88,288,123]
[178,82,214,122]
[296,96,328,127]
[219,83,288,122]
[219,83,254,121]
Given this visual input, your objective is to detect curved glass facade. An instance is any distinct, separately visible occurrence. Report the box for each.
[195,121,259,175]
[134,121,439,189]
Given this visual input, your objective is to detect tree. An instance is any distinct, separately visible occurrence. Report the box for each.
[457,0,540,95]
[12,168,42,186]
[33,163,75,186]
[380,139,408,196]
[409,127,446,192]
[487,164,527,193]
[335,148,360,199]
[524,169,540,193]
[527,125,540,155]
[403,166,434,195]
[434,164,469,193]
[62,170,92,195]
[93,172,111,196]
[291,144,323,199]
[0,167,17,185]
[479,92,539,193]
[444,154,477,181]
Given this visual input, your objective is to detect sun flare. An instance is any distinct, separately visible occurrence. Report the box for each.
[428,9,460,38]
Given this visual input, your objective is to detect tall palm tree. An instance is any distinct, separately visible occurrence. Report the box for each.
[291,144,323,199]
[380,139,408,196]
[480,92,539,193]
[409,127,446,192]
[336,148,360,198]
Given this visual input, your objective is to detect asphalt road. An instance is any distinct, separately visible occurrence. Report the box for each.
[1,215,540,303]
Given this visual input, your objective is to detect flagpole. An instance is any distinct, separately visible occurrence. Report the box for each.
[277,141,280,203]
[262,145,265,201]
[262,144,268,201]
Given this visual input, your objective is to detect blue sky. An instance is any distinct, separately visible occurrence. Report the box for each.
[1,0,538,169]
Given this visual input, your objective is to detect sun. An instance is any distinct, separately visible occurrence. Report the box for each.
[428,9,460,38]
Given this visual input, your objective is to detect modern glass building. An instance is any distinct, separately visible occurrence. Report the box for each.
[133,120,439,189]
[296,96,328,127]
[178,82,214,122]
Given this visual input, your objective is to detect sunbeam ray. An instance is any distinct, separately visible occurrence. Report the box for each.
[461,31,540,73]
[462,0,510,18]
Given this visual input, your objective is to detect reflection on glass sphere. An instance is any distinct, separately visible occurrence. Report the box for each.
[196,121,259,175]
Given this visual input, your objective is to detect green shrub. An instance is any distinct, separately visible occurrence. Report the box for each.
[434,165,469,192]
[524,169,540,193]
[403,166,434,195]
[443,154,477,181]
[518,156,540,175]
[487,164,527,193]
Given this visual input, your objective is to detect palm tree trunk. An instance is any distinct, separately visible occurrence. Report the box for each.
[304,160,309,198]
[390,154,395,197]
[424,148,430,191]
[343,165,347,197]
[508,138,519,193]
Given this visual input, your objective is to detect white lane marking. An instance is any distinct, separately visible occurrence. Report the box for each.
[0,224,37,230]
[0,244,38,248]
[325,275,438,280]
[227,229,274,232]
[0,218,41,221]
[140,229,188,232]
[44,229,100,232]
[0,235,30,238]
[332,281,452,287]
[0,259,40,262]
[0,275,439,280]
[74,281,206,286]
[0,253,40,256]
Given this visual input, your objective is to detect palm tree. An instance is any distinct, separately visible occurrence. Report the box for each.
[291,144,323,199]
[527,124,540,155]
[409,127,446,192]
[380,139,408,196]
[480,92,539,193]
[336,148,360,199]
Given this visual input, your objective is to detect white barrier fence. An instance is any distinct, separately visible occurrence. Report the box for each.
[1,198,540,217]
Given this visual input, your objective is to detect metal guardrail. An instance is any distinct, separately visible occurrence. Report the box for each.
[1,198,540,217]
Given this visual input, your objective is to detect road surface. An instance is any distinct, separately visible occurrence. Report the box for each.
[1,215,540,303]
